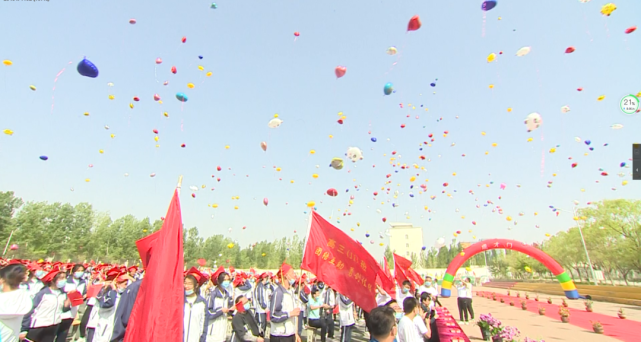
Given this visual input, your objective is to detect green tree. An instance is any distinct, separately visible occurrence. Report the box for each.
[0,191,23,243]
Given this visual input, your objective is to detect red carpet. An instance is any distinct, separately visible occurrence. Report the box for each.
[435,307,471,342]
[478,291,641,342]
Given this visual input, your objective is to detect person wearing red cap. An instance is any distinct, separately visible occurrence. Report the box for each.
[205,270,233,342]
[0,264,33,342]
[269,263,300,342]
[61,264,88,342]
[184,272,209,342]
[20,269,72,342]
[92,274,129,342]
[252,273,269,333]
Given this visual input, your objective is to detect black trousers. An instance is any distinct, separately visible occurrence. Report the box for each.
[56,318,74,341]
[323,310,335,338]
[79,304,93,338]
[86,328,95,342]
[429,319,440,342]
[26,324,59,342]
[270,335,296,342]
[309,318,327,342]
[457,298,474,321]
[255,312,267,333]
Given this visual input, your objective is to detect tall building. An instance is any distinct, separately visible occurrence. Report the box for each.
[388,223,424,259]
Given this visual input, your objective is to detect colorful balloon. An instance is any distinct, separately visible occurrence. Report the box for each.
[176,93,188,102]
[77,58,99,78]
[384,83,393,95]
[260,142,267,151]
[481,1,497,11]
[335,66,347,78]
[407,15,422,31]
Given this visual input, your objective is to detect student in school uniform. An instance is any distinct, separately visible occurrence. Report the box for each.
[92,272,129,342]
[0,263,33,342]
[269,263,300,342]
[231,295,264,342]
[206,267,234,342]
[253,273,269,333]
[20,268,72,342]
[338,293,356,342]
[56,263,88,342]
[184,268,209,342]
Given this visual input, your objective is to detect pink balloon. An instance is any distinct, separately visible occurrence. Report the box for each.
[155,58,162,64]
[9,244,18,251]
[263,198,269,206]
[500,183,506,190]
[260,142,267,151]
[335,66,347,78]
[327,188,338,197]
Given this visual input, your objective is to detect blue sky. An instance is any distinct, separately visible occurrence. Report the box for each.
[1,0,639,260]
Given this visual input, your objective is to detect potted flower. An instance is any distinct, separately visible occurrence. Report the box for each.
[585,300,593,312]
[525,292,530,300]
[516,292,521,298]
[500,298,505,303]
[534,294,539,302]
[538,305,546,315]
[492,293,497,301]
[496,326,520,342]
[509,300,515,306]
[521,300,527,310]
[618,308,626,319]
[559,306,570,323]
[591,321,604,334]
[507,290,511,296]
[476,313,499,341]
[547,297,553,304]
[562,299,568,308]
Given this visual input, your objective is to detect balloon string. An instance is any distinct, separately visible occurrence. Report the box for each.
[482,13,486,38]
[603,17,611,39]
[581,7,594,42]
[541,149,545,179]
[51,61,73,114]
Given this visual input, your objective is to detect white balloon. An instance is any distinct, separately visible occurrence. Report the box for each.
[346,147,364,162]
[516,46,531,57]
[561,105,570,113]
[524,113,543,132]
[268,118,283,128]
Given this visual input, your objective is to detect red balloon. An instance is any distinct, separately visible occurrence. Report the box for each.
[382,217,387,222]
[197,258,207,266]
[456,230,462,234]
[153,129,158,134]
[625,26,636,34]
[181,143,186,148]
[263,198,269,206]
[577,87,583,91]
[217,166,222,171]
[373,191,378,196]
[400,124,406,128]
[565,46,575,54]
[181,36,187,43]
[443,182,449,187]
[294,31,300,37]
[337,119,344,124]
[9,244,18,251]
[191,193,196,198]
[171,66,177,74]
[335,66,347,78]
[407,15,422,31]
[133,96,140,102]
[327,188,338,197]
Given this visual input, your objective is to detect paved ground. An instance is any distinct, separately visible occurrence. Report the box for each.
[438,285,641,342]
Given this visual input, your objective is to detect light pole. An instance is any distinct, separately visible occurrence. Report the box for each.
[558,207,598,286]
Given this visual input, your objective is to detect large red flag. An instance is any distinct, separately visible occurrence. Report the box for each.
[124,190,184,342]
[301,211,378,312]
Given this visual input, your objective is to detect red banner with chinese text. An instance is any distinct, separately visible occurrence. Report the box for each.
[301,211,378,312]
[393,253,424,290]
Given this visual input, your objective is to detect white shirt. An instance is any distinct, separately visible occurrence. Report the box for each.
[376,291,392,306]
[413,315,429,337]
[396,288,413,306]
[456,283,472,298]
[418,285,437,297]
[397,315,424,342]
[0,289,33,342]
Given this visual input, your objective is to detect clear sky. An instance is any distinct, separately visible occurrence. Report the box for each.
[1,0,639,260]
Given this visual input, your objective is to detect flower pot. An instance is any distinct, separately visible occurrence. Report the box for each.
[539,309,546,315]
[509,302,515,306]
[593,326,604,334]
[561,316,570,323]
[618,313,626,319]
[500,298,504,303]
[586,307,593,312]
[492,336,504,342]
[525,295,530,300]
[535,298,539,302]
[522,305,527,310]
[562,302,568,308]
[480,328,491,341]
[547,299,553,304]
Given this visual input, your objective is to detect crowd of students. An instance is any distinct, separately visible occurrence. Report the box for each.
[0,258,470,342]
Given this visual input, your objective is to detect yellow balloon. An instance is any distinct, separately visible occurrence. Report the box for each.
[329,135,333,139]
[472,235,476,239]
[410,176,416,182]
[198,65,204,71]
[206,71,213,77]
[110,134,115,138]
[274,114,279,118]
[227,243,235,249]
[158,100,163,104]
[349,200,353,204]
[310,150,316,154]
[3,129,14,135]
[225,145,230,149]
[290,180,294,183]
[129,103,134,109]
[379,243,384,246]
[155,144,160,148]
[492,142,497,147]
[481,131,486,136]
[202,184,206,188]
[307,201,315,207]
[622,180,628,186]
[460,252,465,256]
[527,137,533,142]
[597,95,605,101]
[545,233,551,237]
[487,53,496,63]
[212,204,218,208]
[465,267,472,271]
[276,167,282,172]
[452,172,457,176]
[99,149,104,154]
[489,84,494,89]
[2,60,13,66]
[164,112,169,117]
[262,253,266,257]
[108,95,115,100]
[187,83,195,89]
[506,216,512,221]
[83,112,90,116]
[29,85,36,91]
[484,151,489,155]
[350,228,354,231]
[154,136,159,142]
[85,178,90,182]
[234,206,239,210]
[507,107,513,112]
[312,173,319,178]
[357,222,360,227]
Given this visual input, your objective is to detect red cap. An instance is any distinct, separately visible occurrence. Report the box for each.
[276,262,293,278]
[42,270,60,283]
[185,267,208,286]
[211,266,225,285]
[229,266,236,273]
[105,268,123,281]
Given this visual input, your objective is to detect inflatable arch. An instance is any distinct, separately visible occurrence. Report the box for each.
[440,238,579,299]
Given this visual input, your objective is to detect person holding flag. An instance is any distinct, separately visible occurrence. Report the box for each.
[269,263,300,342]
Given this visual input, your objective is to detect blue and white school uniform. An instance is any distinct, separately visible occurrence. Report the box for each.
[206,287,232,342]
[62,276,87,321]
[184,295,209,342]
[21,287,69,336]
[92,289,121,342]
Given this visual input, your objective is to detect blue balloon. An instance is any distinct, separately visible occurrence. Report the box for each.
[430,83,436,87]
[39,155,48,161]
[176,93,188,102]
[198,55,204,59]
[371,137,377,142]
[481,1,497,11]
[77,58,99,78]
[584,140,591,145]
[422,246,426,251]
[384,83,393,95]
